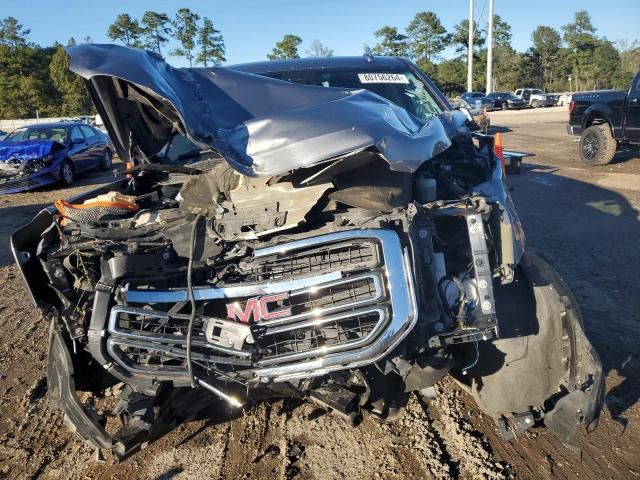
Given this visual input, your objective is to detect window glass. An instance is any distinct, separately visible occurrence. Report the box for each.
[261,68,443,122]
[5,127,68,143]
[70,127,84,143]
[80,125,95,138]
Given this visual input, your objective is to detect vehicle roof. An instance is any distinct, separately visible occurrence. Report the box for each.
[13,122,84,129]
[227,55,408,73]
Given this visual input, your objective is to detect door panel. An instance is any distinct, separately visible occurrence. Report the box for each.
[625,75,640,142]
[68,126,91,172]
[80,125,101,166]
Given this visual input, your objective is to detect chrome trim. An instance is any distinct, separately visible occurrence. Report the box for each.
[254,229,382,258]
[123,271,342,303]
[256,307,387,366]
[106,337,252,378]
[263,306,384,336]
[260,272,384,326]
[254,235,418,381]
[107,305,252,358]
[107,229,418,382]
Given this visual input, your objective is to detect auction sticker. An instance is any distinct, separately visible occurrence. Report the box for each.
[358,73,409,84]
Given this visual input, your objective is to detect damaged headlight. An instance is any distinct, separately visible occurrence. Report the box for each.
[27,154,55,172]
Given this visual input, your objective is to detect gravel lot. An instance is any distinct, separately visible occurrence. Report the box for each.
[0,106,638,479]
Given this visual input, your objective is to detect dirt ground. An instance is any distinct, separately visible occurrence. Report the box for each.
[0,106,639,479]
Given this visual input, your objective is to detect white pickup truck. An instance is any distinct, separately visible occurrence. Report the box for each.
[513,88,555,108]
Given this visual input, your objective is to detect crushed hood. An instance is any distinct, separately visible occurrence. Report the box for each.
[68,44,465,177]
[0,140,55,164]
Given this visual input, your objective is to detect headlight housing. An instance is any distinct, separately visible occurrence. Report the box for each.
[27,154,55,172]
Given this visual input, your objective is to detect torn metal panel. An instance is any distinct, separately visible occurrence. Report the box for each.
[68,44,460,177]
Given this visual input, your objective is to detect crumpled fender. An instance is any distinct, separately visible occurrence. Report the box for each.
[47,319,112,450]
[456,252,603,440]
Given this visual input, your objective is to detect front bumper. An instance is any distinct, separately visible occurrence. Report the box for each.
[0,165,59,194]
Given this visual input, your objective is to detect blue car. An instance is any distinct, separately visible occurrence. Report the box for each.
[0,122,113,194]
[461,92,493,110]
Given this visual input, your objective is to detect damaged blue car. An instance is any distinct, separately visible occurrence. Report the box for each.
[0,122,113,193]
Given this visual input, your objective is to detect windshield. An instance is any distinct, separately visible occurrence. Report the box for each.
[6,127,68,143]
[261,68,443,122]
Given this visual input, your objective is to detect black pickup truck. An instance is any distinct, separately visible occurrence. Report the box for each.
[567,71,640,165]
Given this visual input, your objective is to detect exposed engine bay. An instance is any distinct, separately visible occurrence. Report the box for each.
[11,44,603,461]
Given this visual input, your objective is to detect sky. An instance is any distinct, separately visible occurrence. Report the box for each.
[1,0,639,67]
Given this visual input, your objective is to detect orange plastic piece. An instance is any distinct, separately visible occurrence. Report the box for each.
[494,132,506,175]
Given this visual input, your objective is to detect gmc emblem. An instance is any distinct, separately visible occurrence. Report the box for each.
[227,292,291,323]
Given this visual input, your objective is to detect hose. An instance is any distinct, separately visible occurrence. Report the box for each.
[186,215,201,388]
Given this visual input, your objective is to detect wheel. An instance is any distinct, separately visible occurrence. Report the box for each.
[99,149,112,171]
[501,102,508,111]
[579,124,617,165]
[531,99,540,108]
[60,159,75,186]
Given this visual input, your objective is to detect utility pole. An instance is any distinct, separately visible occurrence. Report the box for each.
[486,0,494,94]
[467,0,474,92]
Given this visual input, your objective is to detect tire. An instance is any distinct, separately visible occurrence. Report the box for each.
[99,149,113,171]
[531,99,540,108]
[60,159,75,186]
[501,102,507,111]
[579,124,617,165]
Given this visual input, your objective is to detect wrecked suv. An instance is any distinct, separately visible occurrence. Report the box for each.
[12,45,603,460]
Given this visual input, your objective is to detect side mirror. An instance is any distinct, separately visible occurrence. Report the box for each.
[72,137,84,145]
[459,107,474,123]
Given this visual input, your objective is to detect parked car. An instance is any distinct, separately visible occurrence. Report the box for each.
[485,92,527,110]
[0,122,113,193]
[546,94,560,106]
[557,93,573,106]
[12,44,603,460]
[513,88,555,108]
[461,91,493,110]
[568,71,640,165]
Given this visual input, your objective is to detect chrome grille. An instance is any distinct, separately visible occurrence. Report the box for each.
[108,229,417,382]
[247,241,380,280]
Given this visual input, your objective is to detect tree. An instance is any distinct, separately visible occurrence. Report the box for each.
[406,11,448,63]
[267,34,302,60]
[49,46,92,115]
[0,17,30,48]
[449,20,485,53]
[67,37,77,47]
[141,11,172,56]
[435,58,466,95]
[562,11,599,90]
[306,39,333,57]
[107,14,142,48]
[531,26,562,89]
[616,38,640,78]
[592,39,622,89]
[196,18,226,67]
[372,26,409,57]
[492,15,512,48]
[83,36,93,44]
[562,10,596,47]
[170,8,200,67]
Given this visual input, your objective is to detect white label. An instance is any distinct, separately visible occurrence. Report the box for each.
[357,73,409,84]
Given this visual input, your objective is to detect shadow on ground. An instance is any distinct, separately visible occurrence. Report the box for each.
[509,162,640,426]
